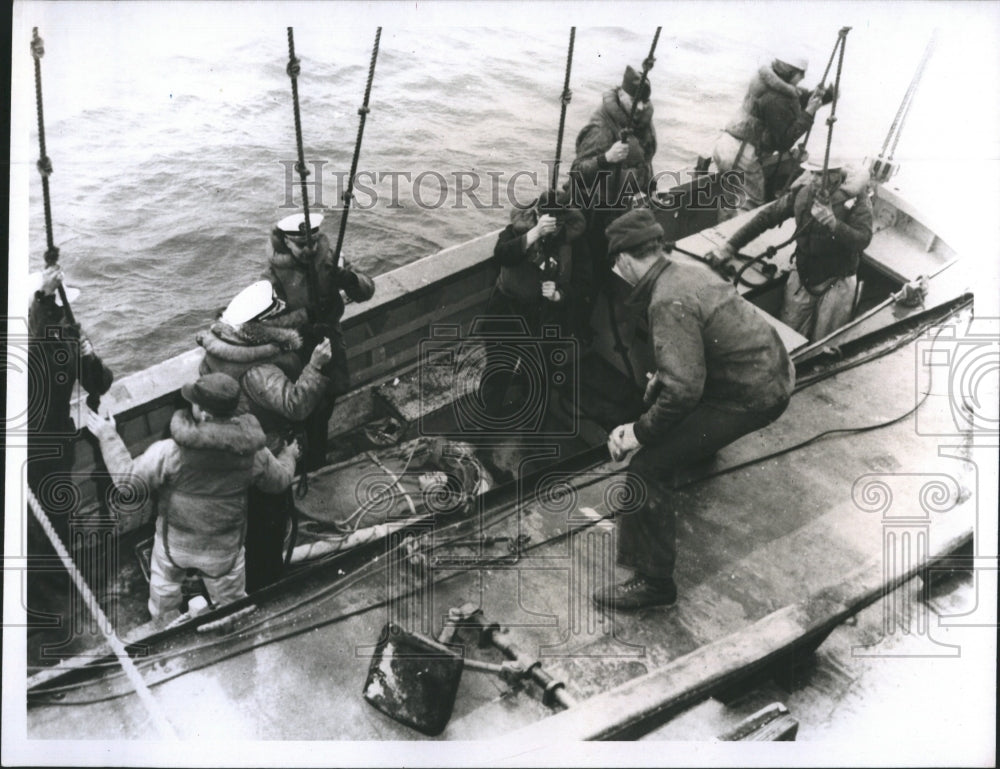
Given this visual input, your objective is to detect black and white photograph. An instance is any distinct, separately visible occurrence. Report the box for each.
[3,1,998,765]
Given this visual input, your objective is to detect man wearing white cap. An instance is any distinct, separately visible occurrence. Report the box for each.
[197,279,333,590]
[707,159,873,341]
[266,212,375,470]
[713,55,830,219]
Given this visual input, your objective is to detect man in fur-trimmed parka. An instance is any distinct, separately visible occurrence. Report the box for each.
[197,280,333,591]
[713,56,827,218]
[87,373,297,617]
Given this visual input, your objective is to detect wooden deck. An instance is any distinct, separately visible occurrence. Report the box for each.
[26,309,979,740]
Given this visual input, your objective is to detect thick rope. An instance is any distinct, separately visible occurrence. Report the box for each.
[769,27,850,197]
[885,33,937,159]
[25,485,178,739]
[819,29,849,200]
[31,27,76,325]
[333,27,382,266]
[550,27,575,192]
[286,27,315,254]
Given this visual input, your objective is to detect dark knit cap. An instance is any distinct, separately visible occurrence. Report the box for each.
[622,65,651,101]
[605,209,664,257]
[181,373,241,417]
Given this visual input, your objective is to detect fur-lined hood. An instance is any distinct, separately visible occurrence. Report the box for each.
[197,321,302,363]
[752,64,801,100]
[170,409,266,456]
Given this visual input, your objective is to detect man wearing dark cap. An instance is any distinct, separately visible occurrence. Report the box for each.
[713,55,829,219]
[478,189,590,418]
[570,65,658,275]
[594,209,794,611]
[266,211,376,470]
[87,373,299,618]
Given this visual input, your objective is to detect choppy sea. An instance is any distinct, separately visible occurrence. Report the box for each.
[17,3,999,376]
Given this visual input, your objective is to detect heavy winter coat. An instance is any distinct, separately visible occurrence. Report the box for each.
[570,89,657,208]
[728,166,873,287]
[96,409,294,558]
[197,321,330,453]
[725,65,814,155]
[27,294,114,491]
[626,257,795,446]
[265,233,374,394]
[492,196,589,305]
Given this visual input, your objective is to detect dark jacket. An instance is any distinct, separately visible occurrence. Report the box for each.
[627,257,795,446]
[492,197,589,306]
[725,65,814,155]
[97,409,294,557]
[266,233,374,394]
[570,89,657,211]
[197,321,330,454]
[27,294,114,490]
[728,167,873,287]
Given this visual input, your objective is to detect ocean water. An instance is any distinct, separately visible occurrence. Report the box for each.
[16,3,999,376]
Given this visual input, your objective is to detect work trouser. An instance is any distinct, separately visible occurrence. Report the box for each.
[780,269,857,342]
[245,486,294,593]
[148,532,246,618]
[712,132,765,221]
[615,399,789,581]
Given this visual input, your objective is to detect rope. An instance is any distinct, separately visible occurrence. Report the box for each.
[285,28,314,252]
[333,27,382,266]
[31,27,75,324]
[772,27,850,199]
[25,485,178,738]
[885,32,937,159]
[550,27,576,192]
[819,28,850,200]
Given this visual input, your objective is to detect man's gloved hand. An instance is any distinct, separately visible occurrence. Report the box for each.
[85,409,117,441]
[805,89,824,116]
[896,276,929,307]
[607,422,640,462]
[309,337,333,369]
[704,243,737,276]
[604,141,630,164]
[40,264,64,296]
[810,198,838,229]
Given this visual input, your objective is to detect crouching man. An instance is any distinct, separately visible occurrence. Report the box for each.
[595,210,795,611]
[86,373,299,618]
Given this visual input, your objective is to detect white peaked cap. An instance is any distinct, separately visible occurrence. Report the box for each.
[221,281,279,326]
[276,212,324,235]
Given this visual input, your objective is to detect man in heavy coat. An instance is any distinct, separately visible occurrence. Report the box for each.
[87,373,297,617]
[708,159,873,341]
[571,65,658,268]
[265,213,375,470]
[595,209,795,611]
[479,189,590,418]
[713,56,827,218]
[197,280,333,590]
